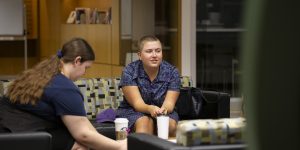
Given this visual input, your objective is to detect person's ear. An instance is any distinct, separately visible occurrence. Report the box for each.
[137,51,142,60]
[74,56,82,65]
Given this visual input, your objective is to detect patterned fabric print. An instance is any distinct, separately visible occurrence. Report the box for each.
[112,78,123,108]
[0,80,13,97]
[105,78,120,110]
[180,76,192,87]
[74,78,122,120]
[176,117,246,146]
[1,77,191,121]
[75,79,96,119]
[75,79,97,119]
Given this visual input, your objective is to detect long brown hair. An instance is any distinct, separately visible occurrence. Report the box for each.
[5,38,95,105]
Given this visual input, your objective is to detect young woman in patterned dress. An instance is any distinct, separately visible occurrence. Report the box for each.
[116,35,181,137]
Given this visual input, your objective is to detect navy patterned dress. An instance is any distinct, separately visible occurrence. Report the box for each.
[116,60,181,131]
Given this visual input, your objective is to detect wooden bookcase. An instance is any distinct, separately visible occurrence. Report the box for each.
[39,0,122,78]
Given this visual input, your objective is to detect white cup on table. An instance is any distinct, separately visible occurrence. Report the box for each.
[156,115,169,139]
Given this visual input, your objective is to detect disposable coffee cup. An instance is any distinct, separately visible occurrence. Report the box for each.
[114,118,129,140]
[157,115,169,139]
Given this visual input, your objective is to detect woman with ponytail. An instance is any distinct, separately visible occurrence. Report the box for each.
[0,38,127,150]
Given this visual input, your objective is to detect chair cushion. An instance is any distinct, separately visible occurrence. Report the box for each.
[1,76,192,120]
[74,78,122,120]
[176,117,246,146]
[180,76,192,87]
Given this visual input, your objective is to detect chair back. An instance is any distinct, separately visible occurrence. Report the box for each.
[0,132,52,150]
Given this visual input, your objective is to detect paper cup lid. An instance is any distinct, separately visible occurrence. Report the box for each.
[114,118,128,123]
[157,115,169,118]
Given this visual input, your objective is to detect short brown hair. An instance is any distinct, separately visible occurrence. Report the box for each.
[138,35,161,51]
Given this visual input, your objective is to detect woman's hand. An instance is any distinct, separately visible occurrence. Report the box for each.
[71,141,88,150]
[159,106,168,115]
[148,105,162,117]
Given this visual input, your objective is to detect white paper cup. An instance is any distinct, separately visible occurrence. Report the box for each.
[157,115,169,139]
[114,118,129,140]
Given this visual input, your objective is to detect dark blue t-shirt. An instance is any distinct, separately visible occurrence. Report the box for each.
[15,74,86,123]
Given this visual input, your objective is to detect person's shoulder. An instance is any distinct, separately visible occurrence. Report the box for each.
[127,60,141,68]
[161,60,178,71]
[157,61,180,81]
[124,60,142,72]
[52,74,71,82]
[45,74,81,98]
[49,74,75,88]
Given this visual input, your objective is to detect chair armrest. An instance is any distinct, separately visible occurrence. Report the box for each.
[128,133,246,150]
[0,132,52,150]
[128,133,187,150]
[92,121,116,140]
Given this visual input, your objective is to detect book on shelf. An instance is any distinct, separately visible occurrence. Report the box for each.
[93,9,108,24]
[67,7,111,24]
[107,7,112,24]
[66,11,76,24]
[92,8,110,24]
[74,7,91,24]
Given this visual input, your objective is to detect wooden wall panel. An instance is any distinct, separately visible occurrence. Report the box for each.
[39,0,61,58]
[0,57,38,75]
[112,65,123,77]
[112,0,120,65]
[39,0,122,78]
[78,0,112,10]
[83,63,112,78]
[60,24,112,64]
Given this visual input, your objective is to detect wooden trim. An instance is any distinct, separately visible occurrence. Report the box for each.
[178,0,182,74]
[111,0,120,65]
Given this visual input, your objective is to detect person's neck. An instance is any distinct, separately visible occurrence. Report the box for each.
[60,64,72,79]
[144,66,159,82]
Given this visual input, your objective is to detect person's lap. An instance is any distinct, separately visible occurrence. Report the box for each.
[117,107,178,136]
[134,115,177,137]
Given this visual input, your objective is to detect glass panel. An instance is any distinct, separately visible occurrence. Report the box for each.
[120,0,180,69]
[155,0,180,68]
[196,0,245,97]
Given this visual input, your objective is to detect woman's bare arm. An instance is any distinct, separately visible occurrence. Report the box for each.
[62,115,127,150]
[122,86,161,117]
[161,90,180,114]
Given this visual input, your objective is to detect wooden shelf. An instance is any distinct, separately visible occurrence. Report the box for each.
[39,0,121,77]
[197,28,245,32]
[61,0,112,24]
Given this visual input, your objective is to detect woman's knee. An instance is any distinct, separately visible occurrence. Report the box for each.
[169,119,177,137]
[134,116,154,134]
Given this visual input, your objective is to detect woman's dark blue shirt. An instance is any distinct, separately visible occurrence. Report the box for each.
[14,74,86,124]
